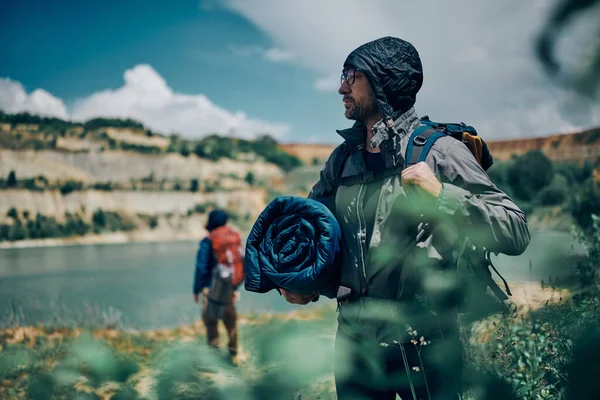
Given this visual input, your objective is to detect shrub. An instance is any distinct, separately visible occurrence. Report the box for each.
[62,213,91,236]
[193,202,217,214]
[27,213,62,239]
[7,170,17,187]
[244,172,255,186]
[179,144,190,157]
[537,175,570,206]
[7,207,18,219]
[92,182,114,191]
[92,209,136,233]
[8,221,28,241]
[507,150,554,201]
[59,180,83,195]
[569,181,600,231]
[137,214,159,229]
[190,178,199,192]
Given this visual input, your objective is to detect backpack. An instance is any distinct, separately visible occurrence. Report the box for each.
[330,116,514,316]
[208,225,245,287]
[405,115,494,170]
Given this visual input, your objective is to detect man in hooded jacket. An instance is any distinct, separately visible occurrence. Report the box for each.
[280,37,531,399]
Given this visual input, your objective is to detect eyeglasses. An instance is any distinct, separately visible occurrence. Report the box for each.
[340,69,356,86]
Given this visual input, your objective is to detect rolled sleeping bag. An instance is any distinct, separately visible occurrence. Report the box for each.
[244,196,341,295]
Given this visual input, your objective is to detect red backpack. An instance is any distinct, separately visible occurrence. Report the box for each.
[208,225,244,287]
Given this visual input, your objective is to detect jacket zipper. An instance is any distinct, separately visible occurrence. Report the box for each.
[356,183,368,295]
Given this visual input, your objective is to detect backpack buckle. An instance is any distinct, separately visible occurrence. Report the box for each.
[413,135,427,146]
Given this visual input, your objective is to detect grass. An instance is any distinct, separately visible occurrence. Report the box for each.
[0,306,339,400]
[0,287,576,400]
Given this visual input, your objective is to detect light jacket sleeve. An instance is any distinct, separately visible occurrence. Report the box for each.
[436,141,531,256]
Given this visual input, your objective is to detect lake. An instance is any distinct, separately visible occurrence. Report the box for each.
[0,230,584,329]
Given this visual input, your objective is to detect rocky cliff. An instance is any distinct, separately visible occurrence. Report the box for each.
[0,189,267,222]
[0,150,282,184]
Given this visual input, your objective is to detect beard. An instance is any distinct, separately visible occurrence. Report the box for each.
[344,93,379,122]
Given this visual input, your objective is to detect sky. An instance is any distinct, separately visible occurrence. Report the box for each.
[0,0,599,144]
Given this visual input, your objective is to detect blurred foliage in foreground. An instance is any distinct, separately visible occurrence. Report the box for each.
[0,217,599,399]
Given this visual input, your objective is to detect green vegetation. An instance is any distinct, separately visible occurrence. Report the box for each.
[487,151,599,231]
[191,202,217,214]
[192,134,303,172]
[244,171,255,185]
[7,170,17,187]
[58,179,84,195]
[468,216,600,399]
[189,178,199,193]
[0,307,339,400]
[83,117,145,132]
[137,213,159,230]
[0,110,77,135]
[0,209,137,242]
[91,209,136,234]
[0,110,304,171]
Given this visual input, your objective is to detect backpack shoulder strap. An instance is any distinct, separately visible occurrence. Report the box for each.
[329,143,352,188]
[405,124,448,167]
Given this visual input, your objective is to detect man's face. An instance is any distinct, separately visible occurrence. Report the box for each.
[338,69,379,122]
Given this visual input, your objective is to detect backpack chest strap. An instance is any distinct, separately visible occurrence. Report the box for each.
[334,164,404,187]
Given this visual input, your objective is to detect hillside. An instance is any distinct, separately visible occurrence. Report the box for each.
[1,109,599,246]
[487,126,600,162]
[278,143,337,166]
[281,126,600,164]
[0,111,306,246]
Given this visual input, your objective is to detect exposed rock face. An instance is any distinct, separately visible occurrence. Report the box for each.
[0,189,267,222]
[0,150,283,184]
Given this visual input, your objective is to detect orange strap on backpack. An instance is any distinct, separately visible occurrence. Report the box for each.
[462,132,484,167]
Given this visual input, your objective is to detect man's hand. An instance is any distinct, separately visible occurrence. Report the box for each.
[280,288,319,305]
[401,162,442,198]
[233,291,240,303]
[193,294,199,304]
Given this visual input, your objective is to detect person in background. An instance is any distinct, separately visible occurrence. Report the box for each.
[193,209,245,365]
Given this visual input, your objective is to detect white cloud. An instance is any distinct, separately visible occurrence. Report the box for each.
[222,0,600,138]
[228,44,296,63]
[264,47,296,62]
[0,78,68,119]
[314,73,339,92]
[0,66,290,139]
[70,64,290,139]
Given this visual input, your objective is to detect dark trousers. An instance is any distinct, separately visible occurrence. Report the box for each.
[201,292,238,355]
[334,327,463,400]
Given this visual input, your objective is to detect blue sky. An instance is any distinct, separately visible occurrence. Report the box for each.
[1,0,599,143]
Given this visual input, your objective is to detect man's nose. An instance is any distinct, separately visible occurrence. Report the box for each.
[338,81,350,95]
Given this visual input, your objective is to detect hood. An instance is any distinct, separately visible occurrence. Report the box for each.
[206,209,228,231]
[343,36,423,121]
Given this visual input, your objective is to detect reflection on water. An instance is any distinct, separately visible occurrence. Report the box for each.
[0,230,582,329]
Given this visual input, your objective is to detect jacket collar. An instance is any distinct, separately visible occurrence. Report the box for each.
[336,107,420,168]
